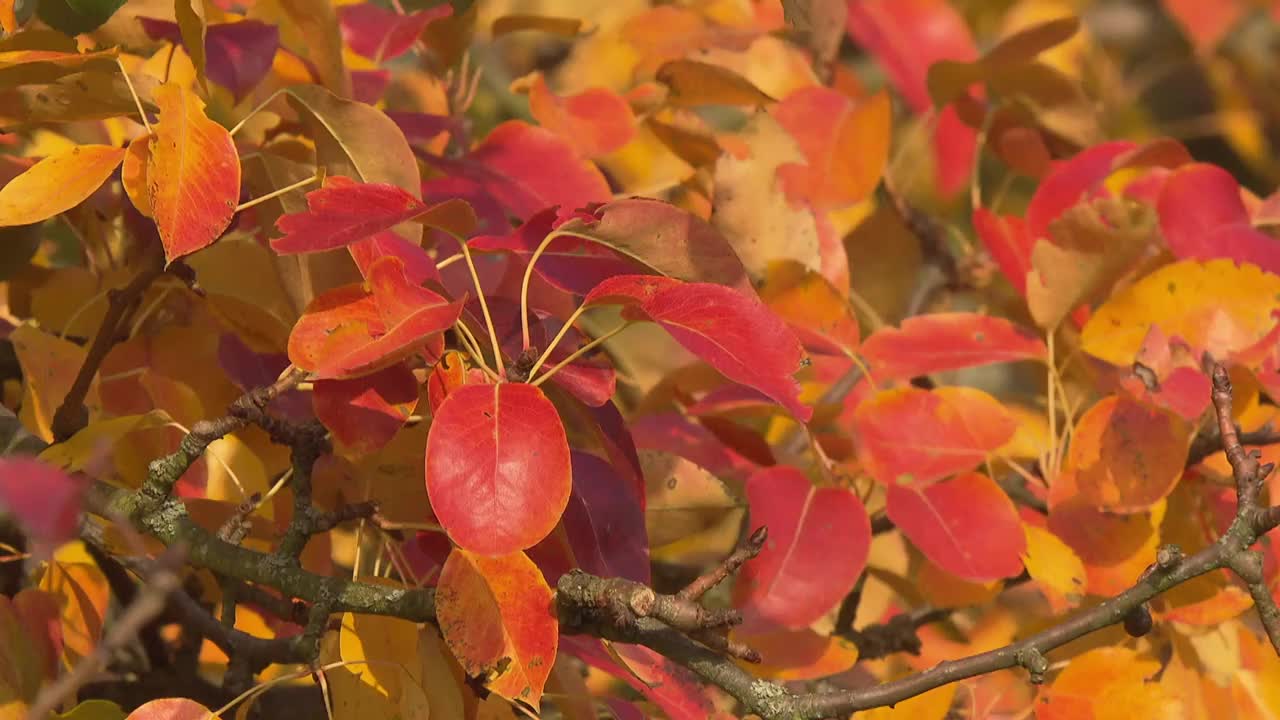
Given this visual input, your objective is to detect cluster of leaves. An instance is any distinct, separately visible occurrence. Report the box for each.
[1,0,1280,719]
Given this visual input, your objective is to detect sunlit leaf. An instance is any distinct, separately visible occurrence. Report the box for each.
[522,71,636,158]
[1156,163,1280,273]
[860,313,1046,380]
[770,87,890,209]
[1021,524,1086,611]
[1067,395,1192,512]
[734,466,869,629]
[147,82,241,262]
[425,382,571,555]
[0,144,123,227]
[586,275,811,421]
[436,549,557,708]
[1035,647,1178,720]
[313,364,418,455]
[854,386,1017,486]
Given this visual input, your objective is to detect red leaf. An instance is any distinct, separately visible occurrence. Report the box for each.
[886,471,1025,582]
[272,176,475,254]
[861,313,1047,380]
[313,363,419,455]
[0,457,87,557]
[288,258,462,378]
[586,275,811,421]
[734,466,870,629]
[339,3,450,61]
[426,120,611,220]
[348,230,440,284]
[770,87,891,210]
[1157,163,1280,273]
[147,82,241,262]
[125,698,213,720]
[972,208,1034,295]
[562,637,717,720]
[854,386,1017,486]
[525,72,636,158]
[1025,140,1135,241]
[425,383,571,555]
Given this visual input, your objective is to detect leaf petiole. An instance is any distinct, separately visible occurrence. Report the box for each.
[530,321,629,387]
[234,170,324,213]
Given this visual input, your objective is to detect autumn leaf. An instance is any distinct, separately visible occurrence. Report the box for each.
[339,3,449,61]
[586,275,812,421]
[734,467,870,629]
[854,386,1017,486]
[1156,163,1280,273]
[1067,395,1193,513]
[0,145,124,227]
[860,313,1046,380]
[757,260,860,357]
[313,363,419,455]
[887,472,1025,582]
[435,549,557,708]
[655,59,775,107]
[139,18,280,101]
[770,87,891,209]
[0,457,88,558]
[1035,647,1178,720]
[425,382,571,555]
[123,698,213,720]
[147,82,241,263]
[1081,259,1280,366]
[521,71,636,158]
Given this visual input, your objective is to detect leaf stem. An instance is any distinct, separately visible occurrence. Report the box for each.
[453,322,500,382]
[519,230,562,351]
[530,322,628,387]
[449,237,505,379]
[525,302,592,381]
[235,171,323,213]
[229,88,285,137]
[116,58,152,135]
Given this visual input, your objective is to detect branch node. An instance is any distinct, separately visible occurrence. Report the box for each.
[1156,544,1184,570]
[1016,648,1049,685]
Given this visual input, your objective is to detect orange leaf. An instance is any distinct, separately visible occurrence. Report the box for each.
[1047,470,1163,596]
[523,71,635,158]
[758,260,860,357]
[0,145,124,226]
[771,88,890,209]
[854,386,1017,486]
[1021,524,1086,611]
[11,323,90,442]
[1035,647,1177,720]
[147,83,241,262]
[733,627,859,681]
[435,549,557,708]
[121,135,153,218]
[1067,395,1192,512]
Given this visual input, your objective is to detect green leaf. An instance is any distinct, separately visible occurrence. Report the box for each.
[36,0,127,35]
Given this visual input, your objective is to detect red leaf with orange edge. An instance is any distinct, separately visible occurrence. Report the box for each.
[435,549,557,707]
[854,386,1017,486]
[524,72,636,158]
[0,457,88,557]
[887,471,1026,582]
[288,258,462,379]
[273,176,475,254]
[1157,163,1280,273]
[586,275,811,421]
[770,88,890,210]
[1067,394,1192,513]
[147,82,241,263]
[425,120,611,220]
[861,313,1046,381]
[425,382,571,555]
[734,467,869,629]
[313,363,419,455]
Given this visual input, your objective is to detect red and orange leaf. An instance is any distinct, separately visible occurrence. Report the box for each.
[734,467,870,629]
[288,259,462,379]
[273,176,476,253]
[435,549,557,708]
[0,145,124,227]
[854,386,1017,486]
[973,208,1034,295]
[349,230,440,285]
[147,82,241,262]
[1066,395,1192,513]
[121,135,153,218]
[757,260,860,357]
[425,382,571,556]
[313,363,419,455]
[1047,470,1163,596]
[523,71,636,158]
[586,275,811,421]
[887,472,1025,582]
[860,313,1046,381]
[771,87,890,209]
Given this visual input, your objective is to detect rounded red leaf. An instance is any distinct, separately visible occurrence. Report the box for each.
[425,382,571,555]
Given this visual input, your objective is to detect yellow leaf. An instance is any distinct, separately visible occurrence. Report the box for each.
[204,435,271,518]
[1082,259,1280,366]
[1021,524,1085,610]
[0,145,124,227]
[39,411,172,473]
[11,323,91,442]
[858,682,956,720]
[339,611,419,700]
